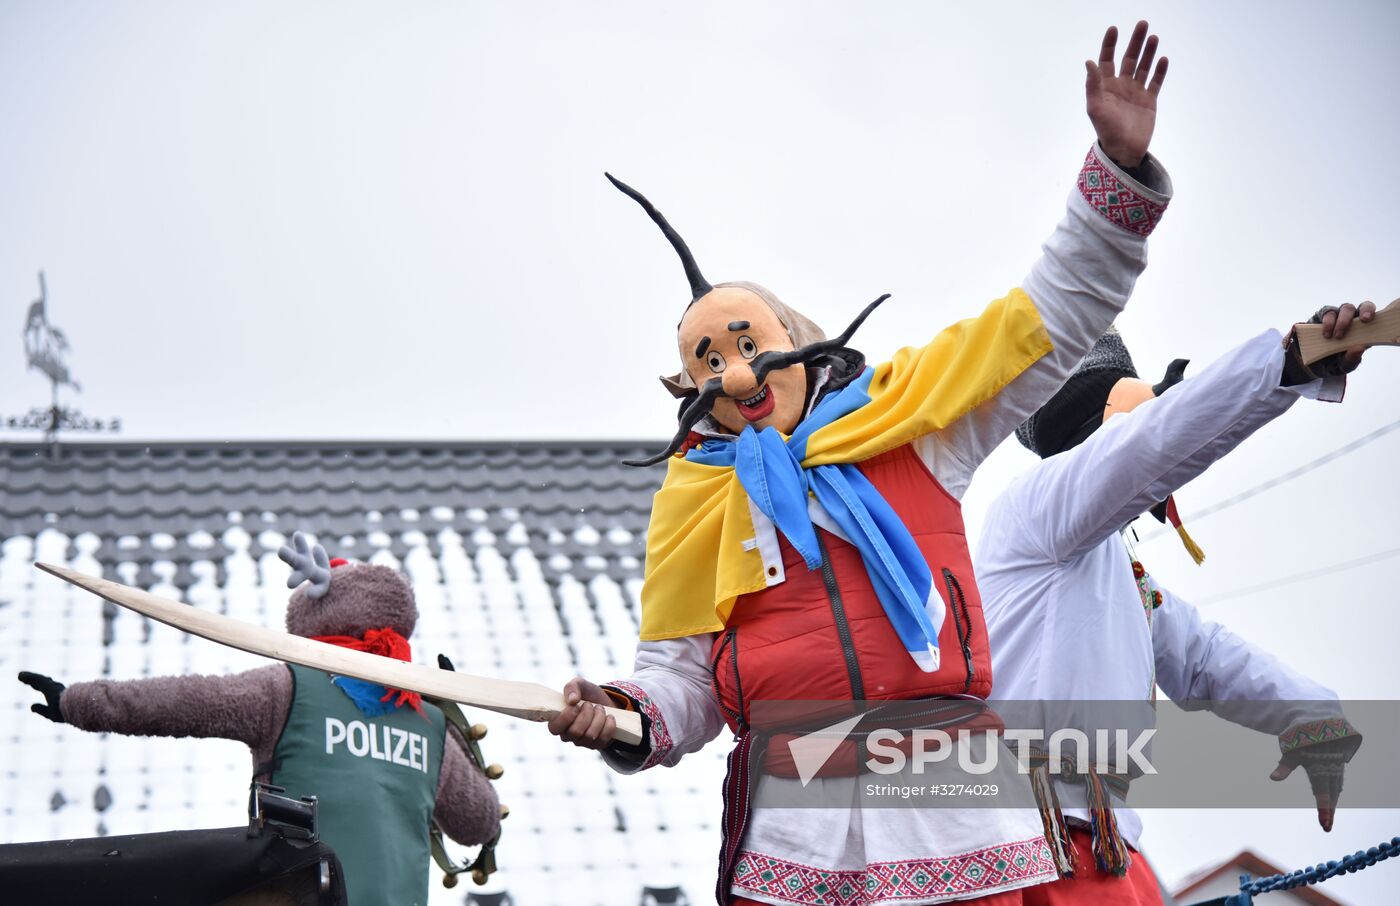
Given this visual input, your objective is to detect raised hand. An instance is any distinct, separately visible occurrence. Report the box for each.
[18,671,66,723]
[1086,21,1168,168]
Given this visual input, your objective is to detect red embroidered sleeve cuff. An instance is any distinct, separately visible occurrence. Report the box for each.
[1077,143,1171,238]
[1278,716,1362,759]
[604,680,675,771]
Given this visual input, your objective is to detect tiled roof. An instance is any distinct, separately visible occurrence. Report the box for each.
[0,441,663,589]
[0,440,728,905]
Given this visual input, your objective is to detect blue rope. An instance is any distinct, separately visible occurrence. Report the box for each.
[1223,836,1400,905]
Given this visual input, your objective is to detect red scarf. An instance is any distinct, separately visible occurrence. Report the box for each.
[312,627,425,716]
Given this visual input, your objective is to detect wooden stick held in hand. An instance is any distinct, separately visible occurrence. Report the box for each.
[1294,299,1400,365]
[34,563,644,745]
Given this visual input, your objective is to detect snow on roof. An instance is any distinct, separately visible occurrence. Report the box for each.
[0,440,726,905]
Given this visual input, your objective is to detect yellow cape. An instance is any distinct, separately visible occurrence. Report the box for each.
[639,287,1052,640]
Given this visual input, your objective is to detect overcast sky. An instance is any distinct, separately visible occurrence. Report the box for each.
[3,1,1398,901]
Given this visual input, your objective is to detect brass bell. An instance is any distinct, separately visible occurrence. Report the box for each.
[472,868,489,886]
[499,804,510,819]
[469,723,488,740]
[443,873,458,889]
[485,763,504,780]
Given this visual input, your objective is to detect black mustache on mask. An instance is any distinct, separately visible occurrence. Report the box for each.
[623,377,726,467]
[747,294,889,386]
[622,294,890,467]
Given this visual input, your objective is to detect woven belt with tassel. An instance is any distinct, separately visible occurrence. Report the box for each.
[1026,749,1133,878]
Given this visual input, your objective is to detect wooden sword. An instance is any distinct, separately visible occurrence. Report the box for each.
[35,563,643,746]
[1293,298,1400,365]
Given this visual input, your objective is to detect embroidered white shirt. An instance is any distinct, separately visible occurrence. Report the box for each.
[604,144,1174,904]
[978,329,1345,850]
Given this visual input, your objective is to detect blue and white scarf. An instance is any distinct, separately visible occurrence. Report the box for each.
[687,370,945,671]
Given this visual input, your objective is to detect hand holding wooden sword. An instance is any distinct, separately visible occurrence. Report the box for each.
[1292,298,1399,368]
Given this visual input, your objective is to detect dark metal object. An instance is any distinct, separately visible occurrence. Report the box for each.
[24,272,79,392]
[7,271,121,443]
[248,782,319,842]
[3,406,120,435]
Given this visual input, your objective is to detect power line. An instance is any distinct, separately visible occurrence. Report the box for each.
[1138,417,1400,543]
[1196,546,1400,604]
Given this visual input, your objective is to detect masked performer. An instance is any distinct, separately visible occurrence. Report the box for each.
[19,534,501,906]
[550,22,1176,906]
[976,306,1374,904]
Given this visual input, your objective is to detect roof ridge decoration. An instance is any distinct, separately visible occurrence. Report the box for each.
[4,271,123,443]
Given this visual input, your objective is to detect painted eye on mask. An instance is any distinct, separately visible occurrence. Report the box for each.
[706,350,727,373]
[737,336,758,359]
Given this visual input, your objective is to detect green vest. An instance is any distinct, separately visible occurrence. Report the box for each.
[271,664,446,905]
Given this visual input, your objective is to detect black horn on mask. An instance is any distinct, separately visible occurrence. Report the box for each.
[1152,358,1190,397]
[606,173,713,302]
[623,378,727,467]
[749,294,890,385]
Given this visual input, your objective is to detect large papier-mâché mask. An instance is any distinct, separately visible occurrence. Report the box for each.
[607,172,887,466]
[677,286,808,435]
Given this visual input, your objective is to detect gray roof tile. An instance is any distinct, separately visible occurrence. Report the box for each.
[1,439,726,905]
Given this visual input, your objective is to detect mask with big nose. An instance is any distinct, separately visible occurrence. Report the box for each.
[606,173,888,466]
[676,286,808,436]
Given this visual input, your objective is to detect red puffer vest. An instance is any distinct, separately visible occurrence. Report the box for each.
[710,443,992,734]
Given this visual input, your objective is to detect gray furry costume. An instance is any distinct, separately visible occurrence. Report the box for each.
[19,543,500,900]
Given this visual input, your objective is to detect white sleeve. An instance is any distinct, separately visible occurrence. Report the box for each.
[1152,585,1343,733]
[598,634,728,774]
[920,143,1172,498]
[1011,329,1312,564]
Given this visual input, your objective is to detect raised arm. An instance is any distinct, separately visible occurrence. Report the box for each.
[923,22,1173,494]
[1012,329,1329,564]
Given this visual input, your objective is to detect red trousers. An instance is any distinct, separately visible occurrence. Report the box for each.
[732,828,1163,905]
[1022,827,1164,905]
